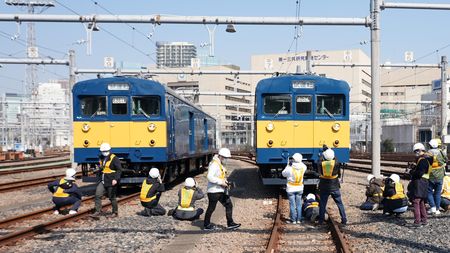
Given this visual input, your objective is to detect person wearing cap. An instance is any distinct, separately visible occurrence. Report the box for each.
[441,174,450,212]
[91,142,122,218]
[169,177,205,221]
[382,174,408,216]
[427,139,447,215]
[203,147,241,231]
[282,153,306,224]
[407,143,431,226]
[302,193,320,223]
[139,167,166,216]
[360,174,385,211]
[47,168,82,215]
[317,148,347,225]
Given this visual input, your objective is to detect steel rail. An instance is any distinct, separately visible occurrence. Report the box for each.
[0,162,70,176]
[0,171,82,193]
[265,193,282,253]
[327,210,351,253]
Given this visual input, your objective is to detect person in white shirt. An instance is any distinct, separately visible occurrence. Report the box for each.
[203,148,241,231]
[282,153,306,224]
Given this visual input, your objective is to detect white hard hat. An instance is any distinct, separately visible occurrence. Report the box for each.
[429,139,439,149]
[218,148,231,158]
[413,143,426,152]
[65,168,76,180]
[185,177,196,188]
[390,174,400,183]
[323,148,335,161]
[100,143,111,152]
[306,193,316,200]
[367,174,375,183]
[292,153,302,163]
[149,168,160,178]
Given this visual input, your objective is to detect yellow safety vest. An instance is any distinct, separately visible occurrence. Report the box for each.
[387,182,406,200]
[140,180,157,203]
[373,193,383,197]
[53,178,70,198]
[442,176,450,200]
[306,201,319,209]
[288,168,304,186]
[320,160,338,179]
[212,160,226,179]
[418,156,432,179]
[101,154,117,174]
[178,188,195,211]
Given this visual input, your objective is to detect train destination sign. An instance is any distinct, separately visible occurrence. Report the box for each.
[292,80,315,89]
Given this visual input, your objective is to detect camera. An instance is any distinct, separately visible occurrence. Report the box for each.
[224,181,236,196]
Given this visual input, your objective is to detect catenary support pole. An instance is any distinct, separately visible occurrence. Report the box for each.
[441,56,448,139]
[371,0,381,177]
[68,50,76,169]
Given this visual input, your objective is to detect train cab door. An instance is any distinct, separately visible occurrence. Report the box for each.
[293,94,314,156]
[109,96,130,148]
[168,100,176,158]
[189,112,195,153]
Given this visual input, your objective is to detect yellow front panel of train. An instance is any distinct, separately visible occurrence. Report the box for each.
[313,121,350,148]
[74,121,167,148]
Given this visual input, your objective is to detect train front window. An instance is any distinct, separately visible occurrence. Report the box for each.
[80,96,107,117]
[132,96,160,117]
[111,96,128,115]
[263,94,291,115]
[296,95,312,114]
[316,94,344,116]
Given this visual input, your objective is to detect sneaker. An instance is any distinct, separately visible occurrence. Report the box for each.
[421,222,428,226]
[412,223,422,228]
[371,203,379,211]
[435,210,441,215]
[204,224,217,231]
[341,220,347,225]
[53,210,59,215]
[109,213,119,218]
[227,222,241,230]
[427,207,436,215]
[90,212,102,218]
[69,210,77,215]
[286,219,295,224]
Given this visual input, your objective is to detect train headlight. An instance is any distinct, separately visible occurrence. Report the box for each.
[83,140,90,147]
[148,123,157,132]
[333,140,340,147]
[82,123,90,132]
[266,122,274,132]
[149,139,156,146]
[267,139,274,147]
[332,123,341,132]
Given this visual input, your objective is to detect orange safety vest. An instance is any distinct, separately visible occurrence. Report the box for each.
[53,178,70,198]
[140,180,157,203]
[101,154,117,174]
[178,187,195,211]
[320,160,338,179]
[288,168,304,186]
[387,182,406,200]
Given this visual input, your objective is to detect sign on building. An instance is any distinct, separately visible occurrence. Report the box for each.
[191,58,200,69]
[404,51,414,62]
[264,59,273,70]
[344,50,352,62]
[104,57,115,68]
[27,47,39,58]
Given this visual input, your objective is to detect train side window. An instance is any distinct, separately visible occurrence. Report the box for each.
[263,94,291,114]
[132,96,160,116]
[80,96,107,117]
[296,95,312,114]
[111,96,128,115]
[316,94,344,115]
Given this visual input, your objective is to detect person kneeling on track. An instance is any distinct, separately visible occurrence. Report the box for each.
[140,168,166,216]
[382,174,408,216]
[302,193,320,223]
[440,174,450,212]
[360,174,384,211]
[48,168,82,215]
[169,177,205,221]
[282,153,306,224]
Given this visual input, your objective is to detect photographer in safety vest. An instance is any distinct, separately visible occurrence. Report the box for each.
[360,174,384,211]
[282,153,306,224]
[427,139,447,215]
[317,148,347,225]
[408,143,431,227]
[48,168,82,215]
[91,143,122,218]
[203,148,241,231]
[170,177,204,221]
[382,174,408,216]
[139,168,166,216]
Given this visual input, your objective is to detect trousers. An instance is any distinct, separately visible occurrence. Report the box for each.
[204,192,233,226]
[95,182,118,214]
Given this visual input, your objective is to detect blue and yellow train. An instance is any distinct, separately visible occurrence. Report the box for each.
[73,77,216,184]
[255,74,350,185]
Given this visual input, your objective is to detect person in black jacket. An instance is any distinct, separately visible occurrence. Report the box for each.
[382,174,408,216]
[140,168,166,216]
[408,143,431,226]
[169,177,205,221]
[360,174,385,211]
[91,143,122,218]
[48,168,82,215]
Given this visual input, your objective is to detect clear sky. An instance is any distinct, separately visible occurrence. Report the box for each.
[1,0,450,94]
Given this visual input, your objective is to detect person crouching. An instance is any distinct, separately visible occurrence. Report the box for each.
[140,168,166,216]
[302,193,320,223]
[170,177,205,221]
[382,174,408,216]
[47,168,82,215]
[360,174,384,211]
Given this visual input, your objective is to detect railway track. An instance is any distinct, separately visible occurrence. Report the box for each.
[0,154,69,167]
[0,161,71,176]
[0,171,83,193]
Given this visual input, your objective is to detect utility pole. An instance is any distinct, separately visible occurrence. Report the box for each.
[68,50,76,168]
[440,56,448,139]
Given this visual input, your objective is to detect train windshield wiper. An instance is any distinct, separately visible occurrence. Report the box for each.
[323,106,335,120]
[139,108,151,119]
[274,105,286,119]
[90,108,101,118]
